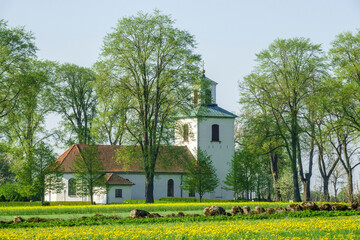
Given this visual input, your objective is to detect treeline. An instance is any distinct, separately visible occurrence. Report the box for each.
[225,31,360,202]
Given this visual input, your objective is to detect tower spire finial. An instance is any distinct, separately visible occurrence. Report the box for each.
[201,60,205,74]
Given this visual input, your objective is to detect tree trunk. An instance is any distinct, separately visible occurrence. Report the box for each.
[302,174,311,201]
[323,176,330,202]
[347,172,353,202]
[145,172,154,203]
[334,179,338,202]
[291,131,301,202]
[270,152,281,201]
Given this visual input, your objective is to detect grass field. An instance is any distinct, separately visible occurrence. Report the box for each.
[0,201,357,239]
[1,215,359,239]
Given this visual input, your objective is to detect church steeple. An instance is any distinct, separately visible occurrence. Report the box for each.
[192,62,218,106]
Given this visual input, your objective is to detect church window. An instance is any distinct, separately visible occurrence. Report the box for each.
[68,178,76,196]
[183,124,189,142]
[205,89,212,105]
[115,189,122,198]
[212,124,220,141]
[167,179,174,197]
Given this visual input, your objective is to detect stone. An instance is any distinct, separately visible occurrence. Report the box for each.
[148,213,162,218]
[319,203,332,211]
[230,206,243,216]
[275,207,287,213]
[349,202,359,210]
[255,206,265,214]
[27,217,48,222]
[299,202,319,211]
[288,204,302,212]
[129,209,150,218]
[331,204,348,211]
[266,207,276,214]
[176,212,185,217]
[242,206,251,215]
[226,212,232,216]
[13,216,24,223]
[203,205,226,216]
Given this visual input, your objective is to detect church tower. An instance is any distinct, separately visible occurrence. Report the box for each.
[175,66,236,200]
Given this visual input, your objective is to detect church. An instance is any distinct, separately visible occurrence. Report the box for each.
[45,72,237,204]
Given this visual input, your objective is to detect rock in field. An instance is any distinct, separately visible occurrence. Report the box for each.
[230,206,243,216]
[266,207,276,214]
[275,207,287,213]
[349,202,359,210]
[319,204,332,211]
[287,204,302,212]
[148,213,162,218]
[255,206,265,214]
[242,206,251,215]
[331,204,348,211]
[130,209,150,218]
[13,216,24,223]
[204,205,226,216]
[300,202,319,211]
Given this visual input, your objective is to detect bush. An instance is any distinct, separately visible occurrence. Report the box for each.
[159,197,235,203]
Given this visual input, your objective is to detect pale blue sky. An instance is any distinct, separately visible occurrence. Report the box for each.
[1,0,360,120]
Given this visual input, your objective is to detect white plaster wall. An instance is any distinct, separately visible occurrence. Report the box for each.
[118,173,184,200]
[174,118,198,158]
[106,185,132,203]
[198,118,235,199]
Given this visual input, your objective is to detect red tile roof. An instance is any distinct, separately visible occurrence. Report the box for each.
[55,144,193,174]
[105,173,134,185]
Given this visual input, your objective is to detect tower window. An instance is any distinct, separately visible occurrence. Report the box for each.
[115,189,122,198]
[212,124,220,141]
[193,90,199,105]
[183,124,189,142]
[205,89,212,105]
[167,179,174,197]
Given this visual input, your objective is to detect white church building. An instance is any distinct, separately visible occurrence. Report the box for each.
[45,73,237,204]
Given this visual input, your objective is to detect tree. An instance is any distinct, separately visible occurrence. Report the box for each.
[5,60,56,199]
[0,142,15,184]
[0,20,36,119]
[181,149,219,202]
[241,38,326,201]
[96,10,200,203]
[54,63,97,145]
[33,142,64,205]
[72,145,106,204]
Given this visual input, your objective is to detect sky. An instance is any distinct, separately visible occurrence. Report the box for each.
[1,0,360,191]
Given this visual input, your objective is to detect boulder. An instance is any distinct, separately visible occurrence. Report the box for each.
[148,213,162,218]
[242,206,251,215]
[275,207,287,213]
[349,202,359,210]
[255,206,265,214]
[266,207,276,214]
[230,206,243,216]
[27,217,48,222]
[129,209,150,218]
[331,204,348,211]
[204,205,226,216]
[319,203,332,211]
[13,216,24,223]
[299,202,319,211]
[226,212,232,216]
[288,204,302,212]
[176,212,185,217]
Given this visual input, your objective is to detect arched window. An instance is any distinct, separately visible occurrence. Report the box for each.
[68,178,77,196]
[183,124,189,142]
[167,179,174,197]
[212,124,219,141]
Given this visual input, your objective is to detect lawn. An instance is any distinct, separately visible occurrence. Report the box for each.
[1,215,359,239]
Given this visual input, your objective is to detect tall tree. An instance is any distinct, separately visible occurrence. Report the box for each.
[72,145,106,204]
[241,38,326,201]
[54,63,97,145]
[0,20,36,119]
[181,149,219,202]
[5,60,56,199]
[96,10,200,203]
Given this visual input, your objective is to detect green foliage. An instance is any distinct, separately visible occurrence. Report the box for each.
[72,145,107,204]
[181,149,219,202]
[158,197,235,203]
[54,63,97,145]
[95,10,201,203]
